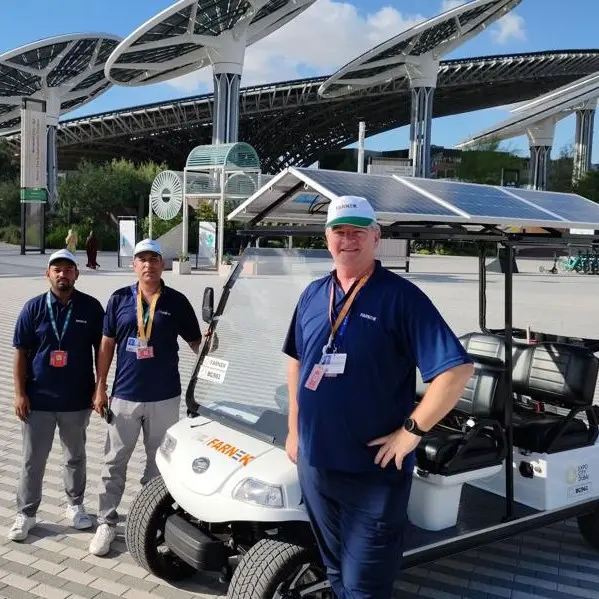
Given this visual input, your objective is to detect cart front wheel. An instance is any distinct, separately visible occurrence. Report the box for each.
[577,507,599,551]
[227,538,331,598]
[125,476,196,581]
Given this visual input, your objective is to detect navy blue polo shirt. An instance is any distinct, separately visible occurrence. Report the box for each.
[13,289,105,412]
[103,281,201,402]
[283,261,472,473]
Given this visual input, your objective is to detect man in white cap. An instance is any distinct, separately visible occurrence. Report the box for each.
[89,238,202,556]
[282,196,474,598]
[9,249,104,541]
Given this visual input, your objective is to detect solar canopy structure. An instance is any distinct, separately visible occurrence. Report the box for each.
[318,0,522,179]
[105,0,316,145]
[228,167,599,233]
[457,71,599,189]
[0,33,121,205]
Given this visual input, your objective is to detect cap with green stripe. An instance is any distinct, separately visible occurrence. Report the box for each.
[325,195,376,229]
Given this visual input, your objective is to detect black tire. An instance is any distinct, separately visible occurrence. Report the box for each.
[125,476,196,581]
[577,507,599,551]
[227,538,330,599]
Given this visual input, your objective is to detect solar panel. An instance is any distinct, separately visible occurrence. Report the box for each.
[298,169,460,217]
[404,178,564,223]
[507,188,599,225]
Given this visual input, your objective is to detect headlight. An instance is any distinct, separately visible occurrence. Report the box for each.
[159,433,177,459]
[233,478,284,508]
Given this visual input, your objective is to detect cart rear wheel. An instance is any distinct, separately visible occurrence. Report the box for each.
[125,476,196,581]
[577,507,599,551]
[227,538,331,598]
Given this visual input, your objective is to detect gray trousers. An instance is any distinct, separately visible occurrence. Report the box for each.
[97,396,180,526]
[17,409,91,517]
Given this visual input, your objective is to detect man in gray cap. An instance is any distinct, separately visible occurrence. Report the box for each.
[89,239,202,556]
[9,249,105,541]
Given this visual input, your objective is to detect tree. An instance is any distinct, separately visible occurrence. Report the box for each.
[57,158,166,228]
[573,170,599,204]
[548,145,574,193]
[456,138,525,185]
[0,139,18,183]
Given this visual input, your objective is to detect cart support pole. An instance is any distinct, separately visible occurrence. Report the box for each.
[478,244,489,334]
[503,241,515,520]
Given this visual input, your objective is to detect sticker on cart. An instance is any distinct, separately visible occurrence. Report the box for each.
[567,482,592,499]
[198,357,229,384]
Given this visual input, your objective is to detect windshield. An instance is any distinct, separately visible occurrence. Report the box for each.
[191,248,334,444]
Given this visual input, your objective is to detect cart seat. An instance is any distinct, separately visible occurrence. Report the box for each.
[415,354,507,476]
[512,343,599,453]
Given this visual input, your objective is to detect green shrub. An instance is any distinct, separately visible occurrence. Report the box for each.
[0,224,20,244]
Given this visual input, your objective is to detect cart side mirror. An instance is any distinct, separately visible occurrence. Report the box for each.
[202,287,214,323]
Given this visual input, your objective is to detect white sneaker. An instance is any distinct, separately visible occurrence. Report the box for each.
[66,504,93,530]
[89,523,116,556]
[7,513,36,541]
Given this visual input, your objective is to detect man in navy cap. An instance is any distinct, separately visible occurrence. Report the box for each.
[283,196,474,598]
[9,249,104,541]
[89,239,202,556]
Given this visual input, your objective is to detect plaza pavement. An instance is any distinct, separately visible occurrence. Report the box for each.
[0,243,598,598]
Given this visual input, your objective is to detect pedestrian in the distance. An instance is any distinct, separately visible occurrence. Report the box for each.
[9,249,105,541]
[85,230,99,270]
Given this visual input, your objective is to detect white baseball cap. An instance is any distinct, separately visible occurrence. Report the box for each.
[325,195,376,229]
[134,238,163,257]
[48,249,77,267]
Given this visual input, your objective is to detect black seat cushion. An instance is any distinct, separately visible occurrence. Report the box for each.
[512,410,592,453]
[513,343,598,408]
[416,428,505,476]
[416,354,506,419]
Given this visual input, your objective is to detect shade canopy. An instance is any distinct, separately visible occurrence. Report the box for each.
[228,167,599,231]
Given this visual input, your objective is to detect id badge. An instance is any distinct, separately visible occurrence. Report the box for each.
[136,346,154,360]
[126,337,140,353]
[305,364,326,391]
[324,353,346,377]
[50,350,68,368]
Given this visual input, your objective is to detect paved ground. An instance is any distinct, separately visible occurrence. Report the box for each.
[0,244,597,599]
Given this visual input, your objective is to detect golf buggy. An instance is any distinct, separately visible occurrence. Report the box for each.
[125,168,599,598]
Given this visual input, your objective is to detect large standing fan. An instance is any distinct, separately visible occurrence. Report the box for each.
[150,170,183,220]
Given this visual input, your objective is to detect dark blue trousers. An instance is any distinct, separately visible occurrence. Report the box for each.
[297,457,412,599]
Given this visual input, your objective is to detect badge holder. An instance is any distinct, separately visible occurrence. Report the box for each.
[50,350,68,368]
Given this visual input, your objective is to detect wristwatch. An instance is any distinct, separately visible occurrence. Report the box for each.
[404,417,427,437]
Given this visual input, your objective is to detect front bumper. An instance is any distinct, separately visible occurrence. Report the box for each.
[165,514,228,572]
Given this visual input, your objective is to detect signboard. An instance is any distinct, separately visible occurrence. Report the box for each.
[117,217,137,267]
[198,221,217,266]
[367,157,413,177]
[20,98,47,203]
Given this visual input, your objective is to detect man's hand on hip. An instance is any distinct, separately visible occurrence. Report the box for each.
[367,427,421,470]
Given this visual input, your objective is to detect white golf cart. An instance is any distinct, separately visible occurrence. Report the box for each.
[125,168,599,598]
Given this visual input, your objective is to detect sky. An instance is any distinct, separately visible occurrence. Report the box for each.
[1,0,598,160]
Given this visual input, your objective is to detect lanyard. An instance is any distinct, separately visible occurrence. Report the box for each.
[134,284,160,345]
[46,292,73,350]
[325,269,372,352]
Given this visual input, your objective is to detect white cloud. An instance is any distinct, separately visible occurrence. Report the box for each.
[167,0,426,93]
[490,12,526,44]
[440,0,467,12]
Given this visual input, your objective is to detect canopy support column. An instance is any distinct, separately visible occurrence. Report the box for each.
[526,119,556,191]
[209,33,245,145]
[573,105,596,184]
[406,57,439,179]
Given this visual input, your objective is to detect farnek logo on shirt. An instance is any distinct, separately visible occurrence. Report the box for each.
[205,437,256,466]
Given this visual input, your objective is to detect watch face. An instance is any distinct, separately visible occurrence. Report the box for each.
[405,418,415,432]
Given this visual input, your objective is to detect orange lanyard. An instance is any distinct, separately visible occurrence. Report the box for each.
[326,269,372,350]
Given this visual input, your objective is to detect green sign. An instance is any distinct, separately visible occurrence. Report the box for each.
[20,188,47,203]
